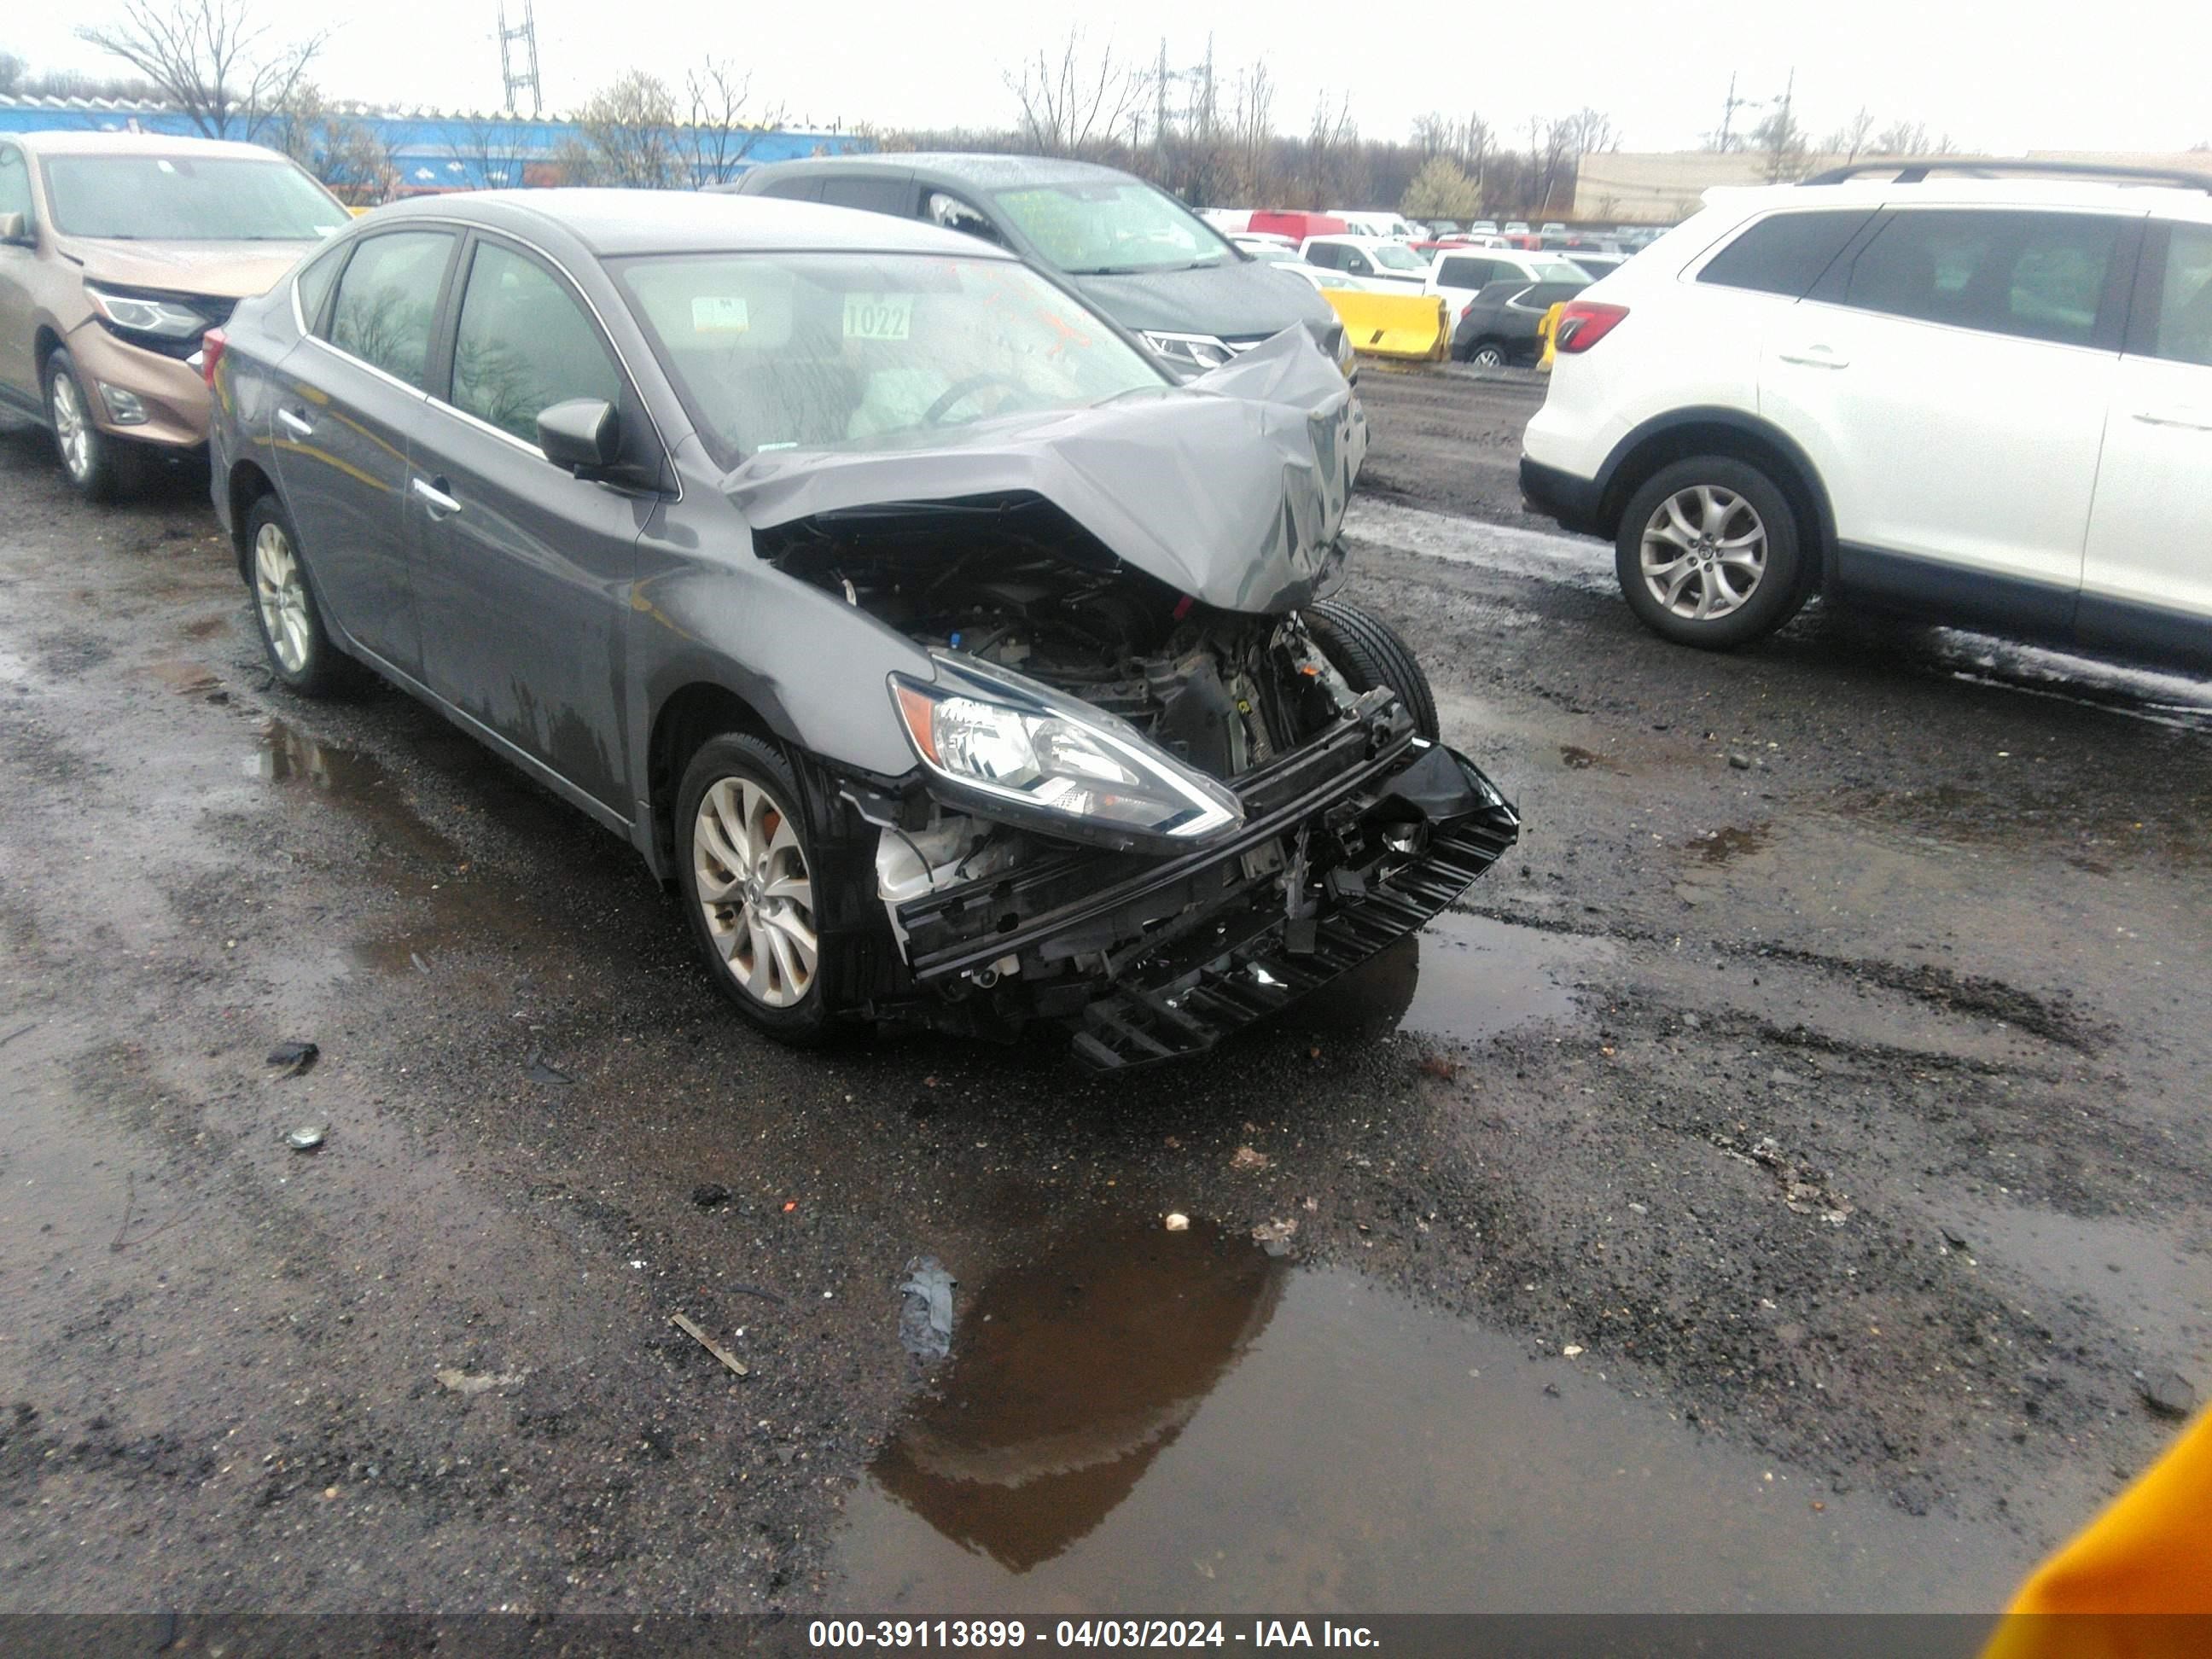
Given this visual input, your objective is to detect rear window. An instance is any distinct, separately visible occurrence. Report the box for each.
[1437,256,1498,288]
[1841,209,2121,346]
[2149,223,2212,368]
[1699,210,1875,298]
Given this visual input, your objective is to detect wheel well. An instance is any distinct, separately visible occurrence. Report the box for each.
[32,326,64,386]
[1598,421,1833,593]
[226,461,277,575]
[647,683,777,868]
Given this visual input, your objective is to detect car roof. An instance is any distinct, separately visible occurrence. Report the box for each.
[1710,176,2212,221]
[10,129,295,160]
[736,151,1144,191]
[1306,233,1406,247]
[362,188,1018,259]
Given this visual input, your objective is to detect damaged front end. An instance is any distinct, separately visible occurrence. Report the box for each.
[731,330,1520,1066]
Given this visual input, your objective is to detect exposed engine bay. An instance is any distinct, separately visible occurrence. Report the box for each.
[757,493,1521,1068]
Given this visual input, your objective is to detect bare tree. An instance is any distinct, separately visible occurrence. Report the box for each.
[271,82,395,201]
[1874,119,1934,156]
[1005,27,1141,159]
[684,55,784,186]
[1751,103,1812,183]
[1560,107,1618,160]
[77,0,325,142]
[1821,106,1876,163]
[570,70,681,188]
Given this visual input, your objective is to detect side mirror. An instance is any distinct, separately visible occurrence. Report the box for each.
[536,398,620,474]
[0,211,31,245]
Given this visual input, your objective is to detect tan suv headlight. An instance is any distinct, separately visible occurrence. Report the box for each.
[85,284,208,341]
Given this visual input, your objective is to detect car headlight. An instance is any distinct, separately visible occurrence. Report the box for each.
[890,655,1243,852]
[1138,329,1235,371]
[84,283,209,341]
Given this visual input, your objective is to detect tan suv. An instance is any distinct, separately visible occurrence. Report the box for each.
[0,130,351,499]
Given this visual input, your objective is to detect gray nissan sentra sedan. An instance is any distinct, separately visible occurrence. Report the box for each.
[206,189,1518,1068]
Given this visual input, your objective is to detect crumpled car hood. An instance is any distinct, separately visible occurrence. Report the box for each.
[57,236,320,300]
[723,328,1367,615]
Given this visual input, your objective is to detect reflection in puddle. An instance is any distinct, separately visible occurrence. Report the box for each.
[1687,824,1773,866]
[840,1219,2029,1612]
[252,717,389,796]
[1313,911,1613,1047]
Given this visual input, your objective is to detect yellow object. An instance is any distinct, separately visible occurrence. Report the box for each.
[1982,1408,2212,1659]
[1319,290,1449,362]
[1537,301,1565,371]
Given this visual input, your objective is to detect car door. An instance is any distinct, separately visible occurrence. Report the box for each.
[410,233,652,814]
[2079,220,2212,655]
[1764,207,2136,617]
[0,142,41,409]
[275,227,458,678]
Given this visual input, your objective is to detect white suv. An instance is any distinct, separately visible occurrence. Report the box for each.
[1520,166,2212,664]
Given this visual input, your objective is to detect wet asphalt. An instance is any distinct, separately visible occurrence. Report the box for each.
[0,376,2207,1616]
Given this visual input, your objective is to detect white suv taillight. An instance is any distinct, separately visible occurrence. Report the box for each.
[1554,301,1629,353]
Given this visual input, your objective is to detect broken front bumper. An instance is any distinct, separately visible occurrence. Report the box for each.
[894,709,1521,1068]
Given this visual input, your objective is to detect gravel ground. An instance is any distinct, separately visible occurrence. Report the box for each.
[0,373,2207,1616]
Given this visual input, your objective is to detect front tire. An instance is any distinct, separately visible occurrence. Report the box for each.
[677,734,841,1045]
[1306,598,1441,741]
[245,494,358,696]
[44,349,127,502]
[1614,457,1807,649]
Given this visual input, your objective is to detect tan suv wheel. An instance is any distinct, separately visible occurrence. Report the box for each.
[44,349,126,503]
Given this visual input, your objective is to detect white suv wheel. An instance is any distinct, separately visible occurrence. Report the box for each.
[1639,485,1768,620]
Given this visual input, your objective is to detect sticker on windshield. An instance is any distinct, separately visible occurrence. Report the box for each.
[691,295,750,335]
[842,294,914,341]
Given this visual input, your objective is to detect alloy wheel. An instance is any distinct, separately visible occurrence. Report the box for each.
[49,370,92,483]
[253,521,313,673]
[1639,485,1768,621]
[692,776,818,1009]
[1470,345,1505,368]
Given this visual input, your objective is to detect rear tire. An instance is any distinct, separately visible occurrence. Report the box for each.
[1614,456,1807,650]
[1464,340,1506,368]
[244,493,361,696]
[1305,598,1441,741]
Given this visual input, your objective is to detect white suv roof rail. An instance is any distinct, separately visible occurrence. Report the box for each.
[1802,158,2212,193]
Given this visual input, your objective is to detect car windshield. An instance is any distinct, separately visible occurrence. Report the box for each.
[614,251,1169,467]
[42,155,349,241]
[1366,243,1429,272]
[1528,258,1587,282]
[992,180,1231,276]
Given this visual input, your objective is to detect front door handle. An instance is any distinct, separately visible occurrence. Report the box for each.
[1776,346,1849,369]
[276,407,314,438]
[411,475,461,517]
[2133,407,2212,432]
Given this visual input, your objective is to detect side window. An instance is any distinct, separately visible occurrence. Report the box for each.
[1698,210,1873,298]
[1344,251,1372,275]
[0,143,32,228]
[1306,243,1340,270]
[325,230,453,387]
[448,242,621,444]
[1441,256,1491,288]
[1842,210,2120,346]
[925,191,1003,246]
[294,241,346,332]
[2149,224,2212,369]
[754,176,821,202]
[820,177,909,215]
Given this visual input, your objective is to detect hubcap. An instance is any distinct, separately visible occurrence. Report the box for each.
[693,777,818,1009]
[253,521,313,673]
[50,371,91,481]
[1473,346,1504,367]
[1640,485,1767,621]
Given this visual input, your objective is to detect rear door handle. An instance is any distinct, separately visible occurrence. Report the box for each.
[276,407,314,438]
[2133,407,2212,432]
[1777,346,1849,369]
[411,475,461,517]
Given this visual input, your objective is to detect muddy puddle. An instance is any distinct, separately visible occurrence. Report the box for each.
[835,1217,2032,1613]
[1310,912,1614,1048]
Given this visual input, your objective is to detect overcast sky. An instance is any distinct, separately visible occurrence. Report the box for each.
[13,0,2209,155]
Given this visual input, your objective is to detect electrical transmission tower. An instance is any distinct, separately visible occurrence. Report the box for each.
[497,0,542,118]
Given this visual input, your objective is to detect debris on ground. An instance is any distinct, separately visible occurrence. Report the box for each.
[1163,1213,1190,1231]
[284,1125,326,1152]
[525,1052,574,1086]
[1252,1218,1300,1256]
[671,1313,749,1379]
[1419,1053,1458,1080]
[1714,1132,1854,1225]
[691,1184,731,1209]
[2139,1369,2197,1420]
[1728,752,1752,770]
[898,1256,956,1360]
[265,1040,317,1078]
[1229,1145,1272,1172]
[434,1367,527,1396]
